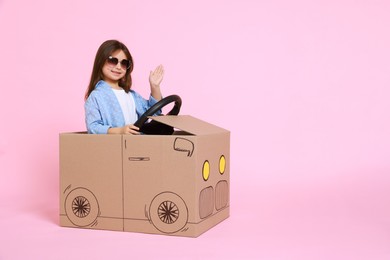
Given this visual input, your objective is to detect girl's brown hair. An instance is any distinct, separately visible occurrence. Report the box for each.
[85,39,134,100]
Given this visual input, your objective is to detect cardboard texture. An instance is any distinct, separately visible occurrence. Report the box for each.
[59,115,230,237]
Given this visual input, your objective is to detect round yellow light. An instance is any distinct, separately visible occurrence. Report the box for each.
[202,160,210,181]
[219,155,226,175]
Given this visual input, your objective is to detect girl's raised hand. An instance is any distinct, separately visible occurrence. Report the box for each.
[149,65,164,88]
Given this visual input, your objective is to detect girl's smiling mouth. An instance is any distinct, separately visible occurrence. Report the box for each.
[111,70,122,75]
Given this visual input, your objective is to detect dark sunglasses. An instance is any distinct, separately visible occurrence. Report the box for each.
[106,56,131,70]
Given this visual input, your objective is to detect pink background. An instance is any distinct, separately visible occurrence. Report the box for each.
[1,0,390,259]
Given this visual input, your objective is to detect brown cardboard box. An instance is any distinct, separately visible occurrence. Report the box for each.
[59,115,230,237]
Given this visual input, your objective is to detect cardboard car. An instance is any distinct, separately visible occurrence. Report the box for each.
[59,96,230,237]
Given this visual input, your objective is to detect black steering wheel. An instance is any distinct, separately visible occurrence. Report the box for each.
[134,94,182,135]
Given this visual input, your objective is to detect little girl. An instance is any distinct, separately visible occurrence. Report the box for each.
[84,39,164,134]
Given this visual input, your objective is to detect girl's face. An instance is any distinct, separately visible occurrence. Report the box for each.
[102,49,129,87]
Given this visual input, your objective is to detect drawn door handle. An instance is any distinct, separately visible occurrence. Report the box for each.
[128,157,150,161]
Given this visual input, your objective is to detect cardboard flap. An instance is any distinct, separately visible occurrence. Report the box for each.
[149,115,229,135]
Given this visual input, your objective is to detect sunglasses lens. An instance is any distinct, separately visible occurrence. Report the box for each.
[120,60,130,70]
[107,56,119,66]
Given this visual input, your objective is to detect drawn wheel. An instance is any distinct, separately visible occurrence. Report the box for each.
[158,201,179,224]
[149,192,188,234]
[65,188,99,227]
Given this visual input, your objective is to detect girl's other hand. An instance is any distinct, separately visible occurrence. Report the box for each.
[108,125,140,134]
[122,124,140,134]
[107,125,140,134]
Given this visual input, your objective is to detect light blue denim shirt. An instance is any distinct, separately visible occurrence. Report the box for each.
[85,80,161,134]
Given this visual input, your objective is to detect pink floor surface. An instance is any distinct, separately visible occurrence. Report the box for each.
[1,166,390,260]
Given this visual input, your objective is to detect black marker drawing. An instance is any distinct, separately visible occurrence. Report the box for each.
[174,137,194,157]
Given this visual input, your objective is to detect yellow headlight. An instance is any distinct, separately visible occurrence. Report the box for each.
[202,160,210,181]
